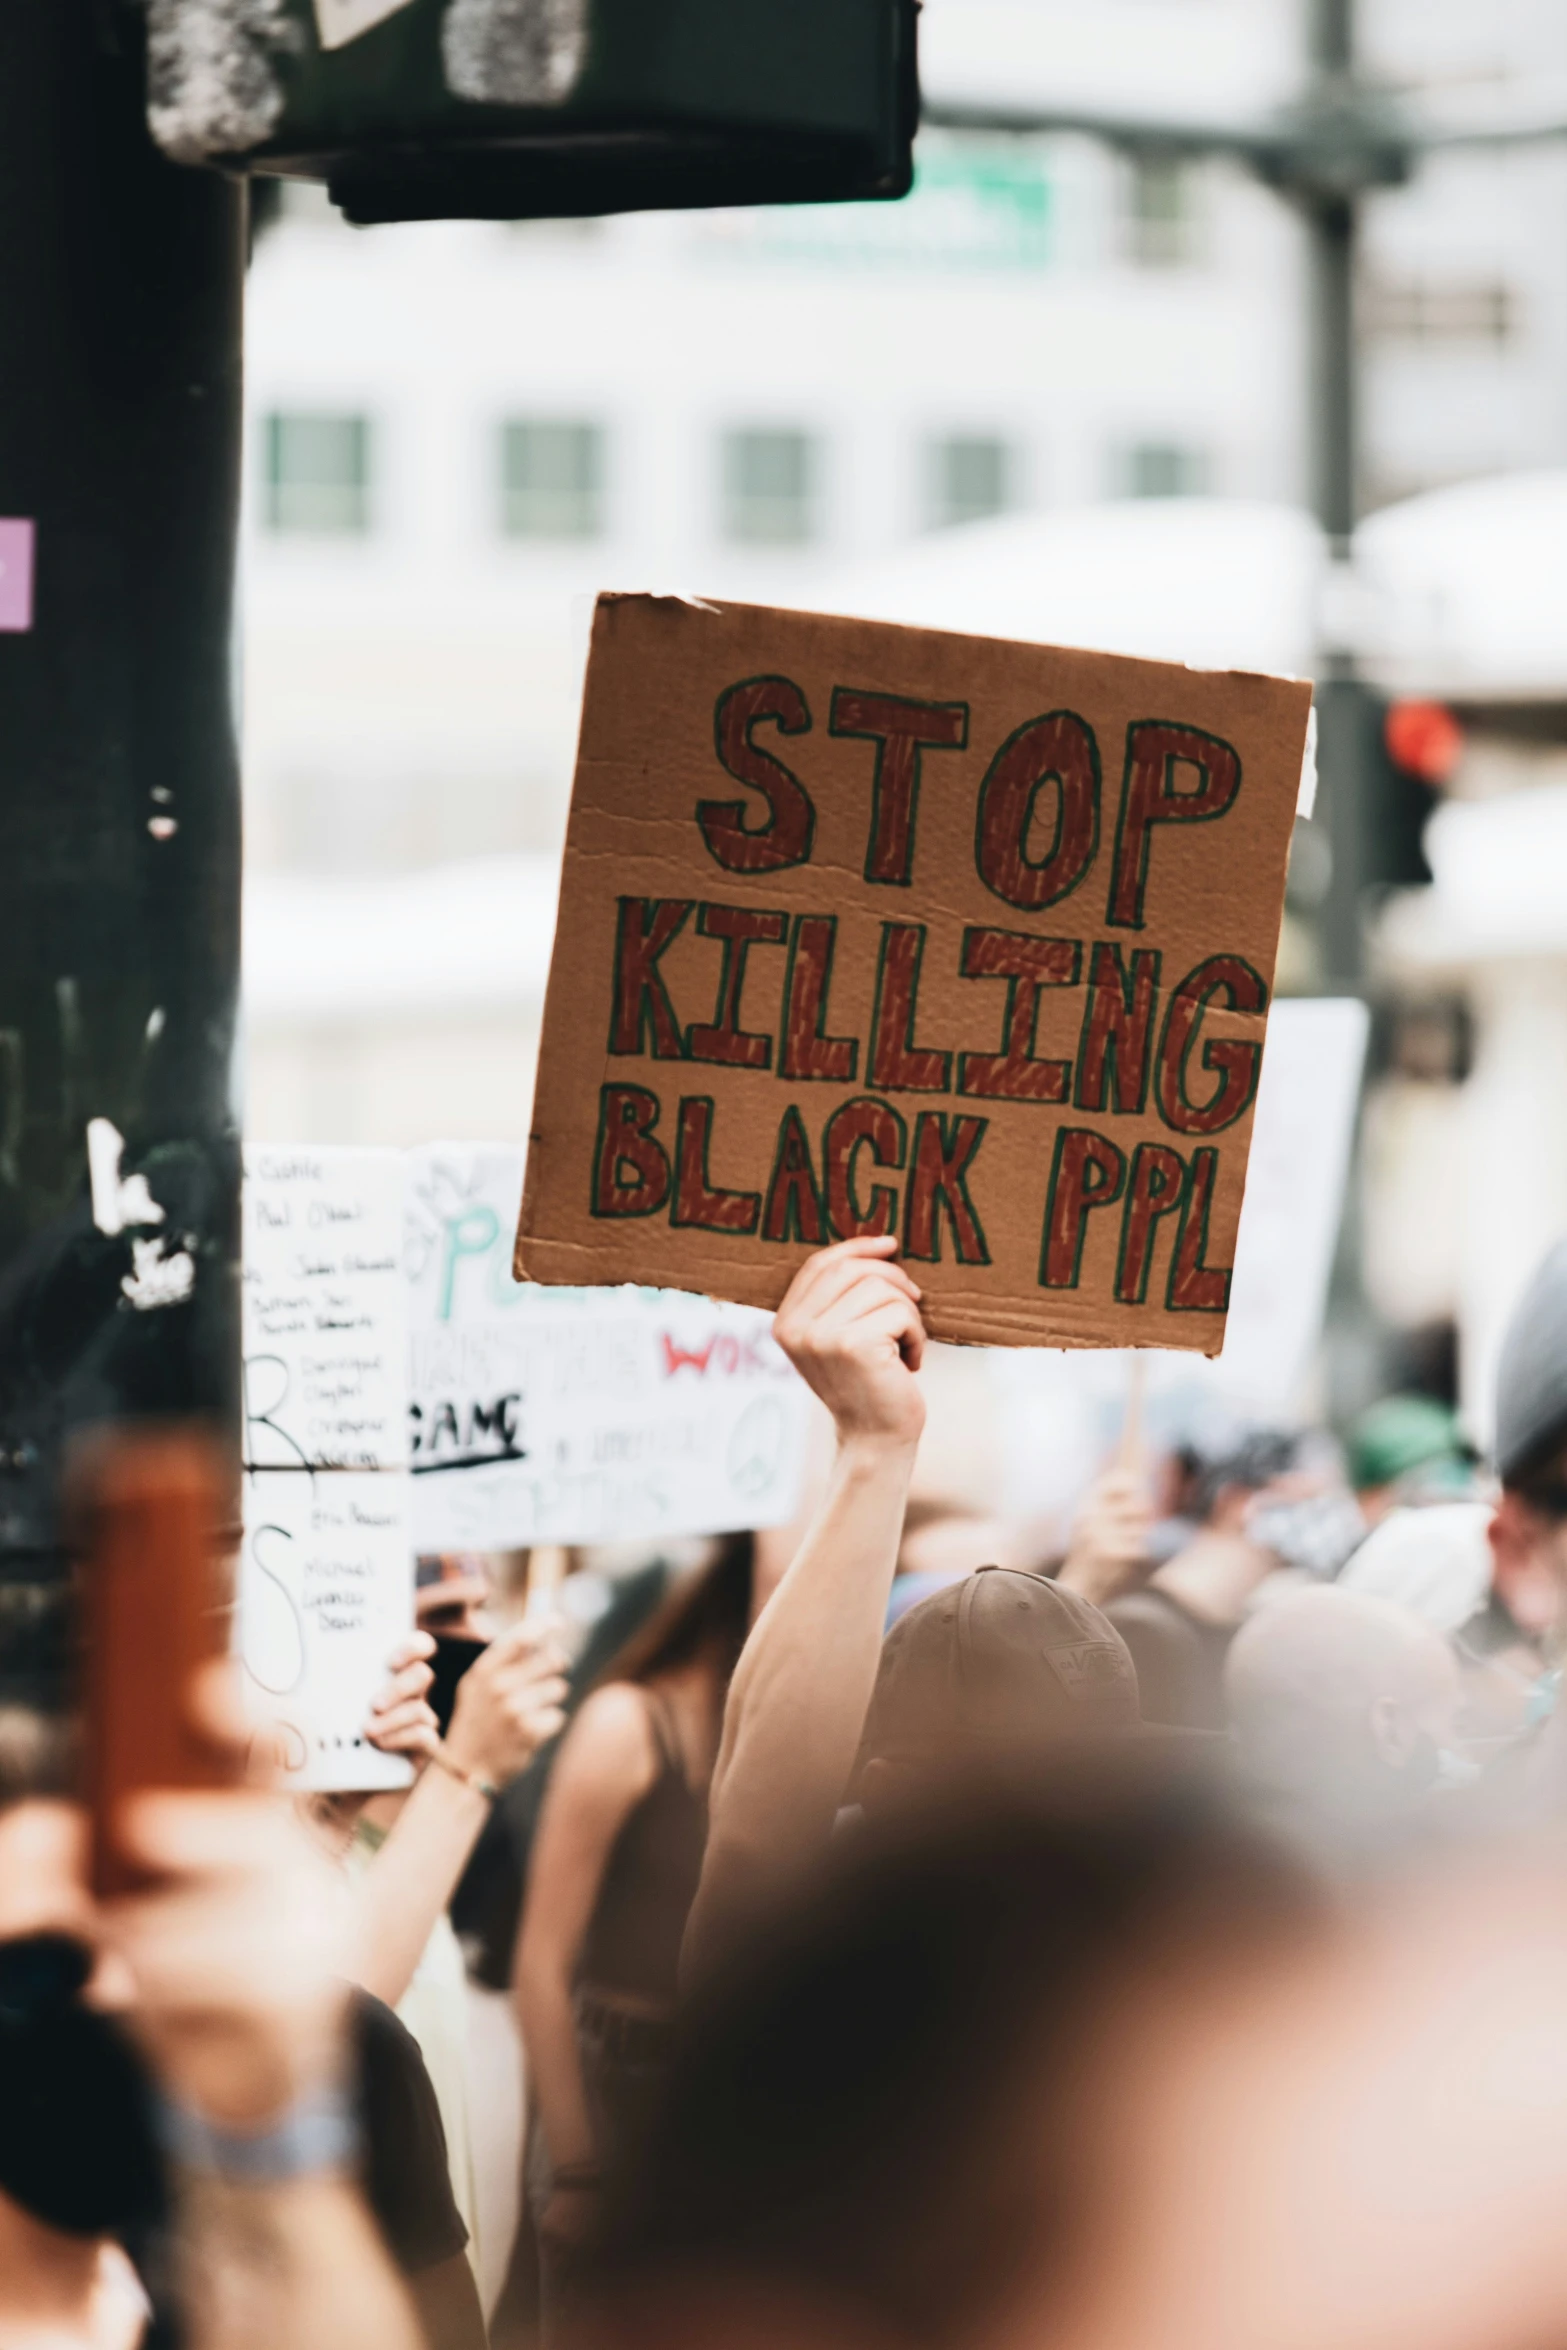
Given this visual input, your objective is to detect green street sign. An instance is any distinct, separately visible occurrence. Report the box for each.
[697,136,1054,271]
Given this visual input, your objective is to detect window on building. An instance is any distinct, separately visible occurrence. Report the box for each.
[263,412,372,534]
[1123,442,1208,499]
[500,420,604,539]
[1124,154,1197,268]
[721,428,818,545]
[1362,278,1518,345]
[927,435,1013,530]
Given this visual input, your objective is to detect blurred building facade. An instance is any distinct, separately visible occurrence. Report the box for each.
[239,0,1567,1433]
[244,0,1315,1141]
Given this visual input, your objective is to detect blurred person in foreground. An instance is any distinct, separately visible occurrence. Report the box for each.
[682,1238,1147,1983]
[0,1690,426,2350]
[587,1784,1567,2350]
[513,1536,763,2272]
[1344,1244,1567,1754]
[1336,1502,1550,1756]
[333,1593,568,2278]
[1482,1235,1567,1662]
[1224,1586,1463,1866]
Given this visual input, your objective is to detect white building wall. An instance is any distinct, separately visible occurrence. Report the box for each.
[240,0,1566,1164]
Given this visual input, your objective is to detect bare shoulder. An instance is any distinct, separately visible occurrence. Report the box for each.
[555,1680,660,1795]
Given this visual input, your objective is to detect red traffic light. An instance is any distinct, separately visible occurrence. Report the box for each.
[1385,699,1463,786]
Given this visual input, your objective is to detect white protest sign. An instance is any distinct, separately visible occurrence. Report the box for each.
[1216,995,1370,1412]
[991,998,1369,1525]
[238,1469,414,1792]
[240,1148,412,1793]
[407,1145,811,1550]
[242,1148,407,1471]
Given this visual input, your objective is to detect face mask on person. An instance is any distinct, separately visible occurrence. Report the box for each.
[0,1933,166,2238]
[1247,1490,1367,1582]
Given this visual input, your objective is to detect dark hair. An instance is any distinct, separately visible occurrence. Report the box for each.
[594,1533,756,1692]
[1506,1433,1567,1519]
[1194,1430,1299,1523]
[595,1776,1315,2345]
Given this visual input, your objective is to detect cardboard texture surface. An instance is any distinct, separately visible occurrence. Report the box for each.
[518,597,1313,1352]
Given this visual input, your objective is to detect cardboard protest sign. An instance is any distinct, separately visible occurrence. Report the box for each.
[517,596,1313,1351]
[238,1468,414,1793]
[410,1144,810,1548]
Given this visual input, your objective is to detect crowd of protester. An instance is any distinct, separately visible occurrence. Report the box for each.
[8,1231,1567,2350]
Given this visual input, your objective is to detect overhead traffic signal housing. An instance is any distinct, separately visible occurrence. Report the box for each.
[1372,697,1458,889]
[146,0,918,224]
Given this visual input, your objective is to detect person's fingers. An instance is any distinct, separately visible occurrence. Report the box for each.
[483,1623,569,1680]
[372,1723,440,1760]
[775,1236,913,1327]
[502,1673,570,1718]
[781,1233,900,1290]
[777,1261,923,1359]
[384,1631,437,1669]
[482,1619,537,1661]
[369,1656,435,1715]
[366,1697,440,1746]
[808,1291,926,1375]
[782,1239,920,1317]
[801,1273,928,1355]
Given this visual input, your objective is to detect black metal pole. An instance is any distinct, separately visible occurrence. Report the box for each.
[0,0,244,1704]
[1306,184,1375,989]
[1308,195,1358,550]
[1300,0,1373,990]
[1310,0,1353,73]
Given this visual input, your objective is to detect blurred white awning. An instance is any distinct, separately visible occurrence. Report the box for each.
[243,854,560,1028]
[1357,472,1567,701]
[1381,782,1567,971]
[808,498,1325,680]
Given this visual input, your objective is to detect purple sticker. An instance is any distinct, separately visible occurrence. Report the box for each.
[0,520,34,633]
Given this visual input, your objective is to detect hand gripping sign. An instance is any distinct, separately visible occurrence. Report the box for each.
[517,597,1313,1353]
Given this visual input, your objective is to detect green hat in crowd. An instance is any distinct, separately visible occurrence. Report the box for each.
[1348,1394,1469,1496]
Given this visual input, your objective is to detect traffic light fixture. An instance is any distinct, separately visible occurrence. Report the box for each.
[147,0,918,223]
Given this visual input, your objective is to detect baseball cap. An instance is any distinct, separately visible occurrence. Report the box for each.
[1347,1395,1467,1494]
[1496,1240,1567,1485]
[860,1568,1140,1767]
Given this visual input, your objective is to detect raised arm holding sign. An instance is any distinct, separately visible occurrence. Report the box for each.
[516,596,1312,1353]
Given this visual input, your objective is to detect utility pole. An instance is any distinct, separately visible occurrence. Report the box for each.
[924,0,1567,990]
[0,2,244,1705]
[1286,0,1388,987]
[0,0,919,1709]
